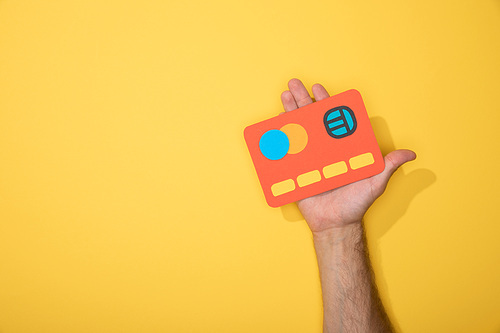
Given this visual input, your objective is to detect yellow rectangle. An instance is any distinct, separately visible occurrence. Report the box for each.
[349,152,374,170]
[297,170,321,187]
[271,179,295,197]
[323,161,348,178]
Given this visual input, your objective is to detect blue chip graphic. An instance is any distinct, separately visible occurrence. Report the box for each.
[323,106,357,138]
[259,129,289,160]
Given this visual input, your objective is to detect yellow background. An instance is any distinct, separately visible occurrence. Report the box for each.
[0,1,499,332]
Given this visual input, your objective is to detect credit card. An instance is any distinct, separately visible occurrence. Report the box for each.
[244,89,384,207]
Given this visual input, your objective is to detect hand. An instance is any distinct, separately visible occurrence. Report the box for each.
[281,79,416,235]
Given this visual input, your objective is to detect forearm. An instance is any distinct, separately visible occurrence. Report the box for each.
[313,222,394,333]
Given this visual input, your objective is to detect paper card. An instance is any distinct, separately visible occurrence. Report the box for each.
[244,89,384,207]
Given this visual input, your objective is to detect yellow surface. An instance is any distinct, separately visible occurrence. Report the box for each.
[0,1,499,332]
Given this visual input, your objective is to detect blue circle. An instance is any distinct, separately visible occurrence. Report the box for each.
[259,129,289,160]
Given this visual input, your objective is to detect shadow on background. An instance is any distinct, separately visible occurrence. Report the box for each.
[281,116,436,233]
[365,117,436,237]
[367,117,436,333]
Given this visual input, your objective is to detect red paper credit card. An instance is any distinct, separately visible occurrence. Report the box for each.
[244,89,384,207]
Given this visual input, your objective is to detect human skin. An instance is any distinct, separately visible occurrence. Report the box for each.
[281,79,416,333]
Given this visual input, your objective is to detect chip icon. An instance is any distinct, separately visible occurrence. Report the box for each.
[323,106,357,138]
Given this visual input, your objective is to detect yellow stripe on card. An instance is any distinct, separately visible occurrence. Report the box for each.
[323,161,348,179]
[271,179,295,197]
[349,152,375,170]
[297,170,321,187]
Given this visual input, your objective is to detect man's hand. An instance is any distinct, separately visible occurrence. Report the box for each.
[281,78,416,234]
[281,78,415,332]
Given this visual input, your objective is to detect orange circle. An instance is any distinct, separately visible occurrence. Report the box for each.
[279,123,308,154]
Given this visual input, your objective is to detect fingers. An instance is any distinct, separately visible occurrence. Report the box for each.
[281,78,315,113]
[288,78,313,107]
[280,79,330,114]
[281,90,298,112]
[312,83,330,101]
[377,149,417,186]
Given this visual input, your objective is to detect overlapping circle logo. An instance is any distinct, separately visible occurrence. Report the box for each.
[323,106,357,138]
[259,123,308,160]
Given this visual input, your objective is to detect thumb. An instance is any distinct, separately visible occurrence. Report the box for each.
[373,149,417,192]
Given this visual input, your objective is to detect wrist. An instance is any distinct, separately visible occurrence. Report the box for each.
[312,221,364,247]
